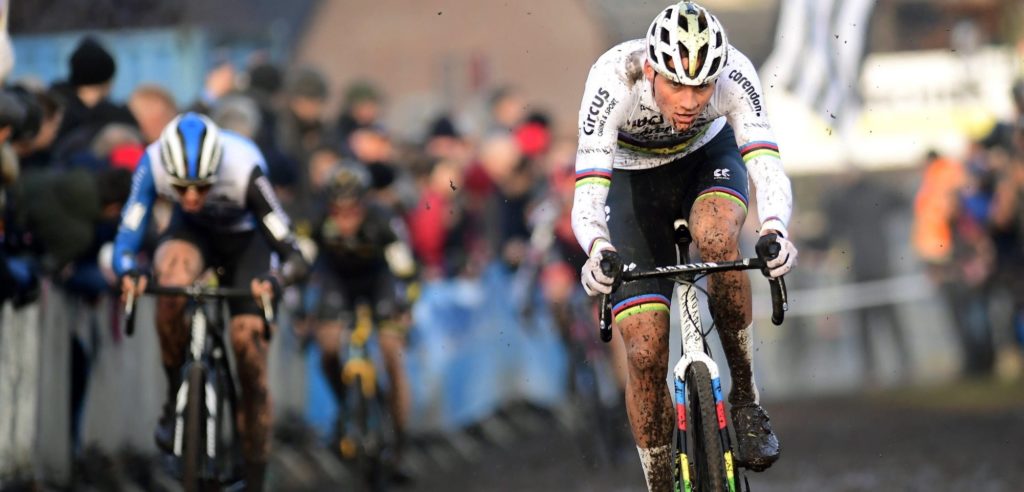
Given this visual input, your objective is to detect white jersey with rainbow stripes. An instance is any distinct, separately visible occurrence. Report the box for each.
[571,39,793,256]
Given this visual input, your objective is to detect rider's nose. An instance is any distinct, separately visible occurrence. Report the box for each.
[678,89,698,112]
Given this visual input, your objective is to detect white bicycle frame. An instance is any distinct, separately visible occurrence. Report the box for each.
[671,219,721,383]
[668,219,737,490]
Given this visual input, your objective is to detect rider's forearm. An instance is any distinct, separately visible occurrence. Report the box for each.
[113,155,157,276]
[743,149,792,237]
[571,177,613,256]
[245,168,304,259]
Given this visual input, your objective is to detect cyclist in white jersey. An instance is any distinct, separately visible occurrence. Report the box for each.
[571,2,798,489]
[115,112,309,490]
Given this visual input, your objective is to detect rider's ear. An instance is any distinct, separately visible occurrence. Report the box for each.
[642,61,656,82]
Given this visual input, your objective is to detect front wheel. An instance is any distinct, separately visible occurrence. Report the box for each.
[182,363,206,492]
[685,362,729,492]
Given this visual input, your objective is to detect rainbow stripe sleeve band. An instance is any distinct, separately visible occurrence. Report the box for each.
[739,141,780,163]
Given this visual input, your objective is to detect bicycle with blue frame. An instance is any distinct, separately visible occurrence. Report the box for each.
[597,219,788,492]
[122,280,274,492]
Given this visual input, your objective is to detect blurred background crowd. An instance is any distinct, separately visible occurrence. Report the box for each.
[1,0,1024,490]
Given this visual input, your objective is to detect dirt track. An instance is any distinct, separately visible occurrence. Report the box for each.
[14,380,1022,492]
[410,380,1024,492]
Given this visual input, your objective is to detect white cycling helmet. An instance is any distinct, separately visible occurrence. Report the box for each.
[645,1,729,86]
[158,112,223,184]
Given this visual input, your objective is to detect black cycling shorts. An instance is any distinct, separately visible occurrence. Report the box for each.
[159,215,273,317]
[310,265,400,332]
[606,124,748,323]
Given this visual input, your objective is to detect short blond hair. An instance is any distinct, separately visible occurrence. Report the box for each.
[129,84,177,112]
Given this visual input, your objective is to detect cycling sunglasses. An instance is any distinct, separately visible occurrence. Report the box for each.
[169,179,215,195]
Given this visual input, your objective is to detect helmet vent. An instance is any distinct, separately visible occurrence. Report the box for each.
[695,45,709,75]
[661,52,674,72]
[706,55,721,78]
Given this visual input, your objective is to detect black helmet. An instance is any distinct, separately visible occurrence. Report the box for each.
[326,162,370,202]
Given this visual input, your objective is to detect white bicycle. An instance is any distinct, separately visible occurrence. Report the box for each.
[597,219,787,492]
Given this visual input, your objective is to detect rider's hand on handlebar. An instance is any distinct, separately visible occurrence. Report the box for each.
[581,243,621,296]
[251,277,276,309]
[120,274,148,304]
[756,231,798,278]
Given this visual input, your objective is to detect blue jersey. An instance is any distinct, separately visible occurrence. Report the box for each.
[113,131,298,276]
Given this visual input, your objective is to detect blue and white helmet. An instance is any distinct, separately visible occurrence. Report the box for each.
[158,112,223,183]
[645,1,729,86]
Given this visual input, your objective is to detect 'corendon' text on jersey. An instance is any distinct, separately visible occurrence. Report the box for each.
[728,70,762,114]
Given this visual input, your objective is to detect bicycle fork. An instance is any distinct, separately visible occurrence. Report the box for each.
[672,283,739,492]
[172,309,220,465]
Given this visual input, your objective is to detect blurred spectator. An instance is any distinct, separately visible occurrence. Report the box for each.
[0,17,11,84]
[242,61,284,150]
[89,123,142,162]
[7,166,132,297]
[10,87,63,170]
[913,151,966,274]
[514,111,552,160]
[336,80,384,145]
[476,134,536,266]
[212,93,261,137]
[978,79,1024,155]
[277,66,331,161]
[276,67,332,227]
[987,111,1024,374]
[407,156,465,278]
[6,83,62,170]
[820,166,910,386]
[0,89,34,306]
[307,145,343,195]
[128,84,177,144]
[487,86,526,135]
[191,60,236,114]
[212,93,297,190]
[51,36,137,162]
[424,114,472,165]
[912,150,998,376]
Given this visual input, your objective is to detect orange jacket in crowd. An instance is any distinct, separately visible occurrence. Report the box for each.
[912,155,966,264]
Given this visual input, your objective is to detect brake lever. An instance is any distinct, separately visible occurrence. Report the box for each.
[260,291,273,341]
[124,290,137,337]
[599,294,613,343]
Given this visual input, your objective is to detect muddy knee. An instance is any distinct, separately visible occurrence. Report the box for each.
[619,311,670,378]
[153,240,204,285]
[691,196,744,262]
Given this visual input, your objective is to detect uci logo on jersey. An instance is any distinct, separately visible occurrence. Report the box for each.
[713,168,731,180]
[583,88,611,136]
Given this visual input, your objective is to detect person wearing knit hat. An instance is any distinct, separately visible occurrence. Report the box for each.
[69,36,116,87]
[51,35,137,159]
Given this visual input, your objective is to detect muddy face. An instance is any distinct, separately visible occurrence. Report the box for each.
[643,59,715,133]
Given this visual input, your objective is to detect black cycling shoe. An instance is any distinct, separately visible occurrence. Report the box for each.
[154,407,175,453]
[387,458,416,486]
[155,367,180,454]
[731,403,780,472]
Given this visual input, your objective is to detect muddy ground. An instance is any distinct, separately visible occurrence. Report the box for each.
[6,379,1021,492]
[409,379,1024,492]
